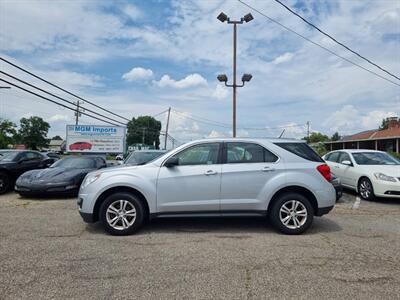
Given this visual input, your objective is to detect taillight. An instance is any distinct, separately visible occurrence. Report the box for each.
[317,164,332,182]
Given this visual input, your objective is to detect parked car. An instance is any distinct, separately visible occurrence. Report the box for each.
[323,150,400,200]
[124,150,167,166]
[69,142,92,151]
[115,154,124,161]
[42,151,60,164]
[0,150,53,194]
[15,156,107,197]
[78,138,336,236]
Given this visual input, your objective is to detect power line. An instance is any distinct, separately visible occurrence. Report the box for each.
[0,71,127,126]
[172,108,232,127]
[0,78,123,127]
[0,57,131,121]
[237,0,400,87]
[272,0,400,82]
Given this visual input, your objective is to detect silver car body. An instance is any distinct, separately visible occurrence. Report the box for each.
[79,138,335,220]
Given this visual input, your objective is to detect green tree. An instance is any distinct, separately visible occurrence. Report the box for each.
[127,116,162,149]
[18,116,50,150]
[0,118,17,148]
[331,132,341,141]
[303,132,330,144]
[379,118,389,130]
[52,135,63,140]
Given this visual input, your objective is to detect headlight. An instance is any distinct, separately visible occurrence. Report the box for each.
[81,173,101,189]
[374,173,397,182]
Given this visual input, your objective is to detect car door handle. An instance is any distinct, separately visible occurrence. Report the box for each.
[334,166,340,169]
[204,170,218,175]
[262,166,276,172]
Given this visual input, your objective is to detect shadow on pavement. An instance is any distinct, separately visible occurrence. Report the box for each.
[85,215,342,236]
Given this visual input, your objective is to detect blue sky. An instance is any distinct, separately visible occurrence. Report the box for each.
[0,0,399,144]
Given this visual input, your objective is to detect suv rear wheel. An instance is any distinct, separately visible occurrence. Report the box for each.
[269,193,314,234]
[100,192,145,235]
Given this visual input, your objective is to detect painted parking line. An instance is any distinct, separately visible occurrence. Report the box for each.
[352,196,361,209]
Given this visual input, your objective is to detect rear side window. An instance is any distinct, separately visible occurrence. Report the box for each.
[226,142,278,163]
[274,142,324,162]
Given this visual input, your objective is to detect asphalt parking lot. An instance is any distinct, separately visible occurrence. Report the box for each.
[0,191,399,299]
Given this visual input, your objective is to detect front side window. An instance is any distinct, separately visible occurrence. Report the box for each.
[227,142,278,164]
[326,152,340,163]
[338,152,351,164]
[174,143,220,166]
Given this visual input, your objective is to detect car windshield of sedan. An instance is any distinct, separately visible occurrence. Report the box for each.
[0,151,19,162]
[125,151,165,165]
[50,157,96,169]
[352,152,400,165]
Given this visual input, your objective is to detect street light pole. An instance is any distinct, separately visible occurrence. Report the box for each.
[233,23,237,138]
[217,12,254,138]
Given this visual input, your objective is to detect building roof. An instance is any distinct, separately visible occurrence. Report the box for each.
[328,119,400,143]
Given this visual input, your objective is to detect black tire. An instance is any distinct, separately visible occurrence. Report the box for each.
[269,193,314,235]
[99,192,145,236]
[0,172,10,195]
[358,177,375,201]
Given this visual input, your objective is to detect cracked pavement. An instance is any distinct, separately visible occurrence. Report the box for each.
[0,191,399,299]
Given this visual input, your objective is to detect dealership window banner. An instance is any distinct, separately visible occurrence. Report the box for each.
[66,125,125,153]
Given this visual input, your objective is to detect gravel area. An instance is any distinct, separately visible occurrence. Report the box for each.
[0,191,399,299]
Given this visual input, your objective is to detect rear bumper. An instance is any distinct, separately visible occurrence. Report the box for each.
[316,205,334,216]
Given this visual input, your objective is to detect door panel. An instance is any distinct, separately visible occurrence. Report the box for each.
[156,143,222,212]
[220,142,281,211]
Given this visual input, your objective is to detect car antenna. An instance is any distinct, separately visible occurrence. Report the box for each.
[278,129,285,138]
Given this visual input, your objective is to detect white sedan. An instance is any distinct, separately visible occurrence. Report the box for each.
[323,150,400,200]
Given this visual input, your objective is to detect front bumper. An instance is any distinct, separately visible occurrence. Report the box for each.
[373,180,400,198]
[15,183,79,195]
[79,211,95,223]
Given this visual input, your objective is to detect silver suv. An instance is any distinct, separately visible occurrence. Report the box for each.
[78,139,335,235]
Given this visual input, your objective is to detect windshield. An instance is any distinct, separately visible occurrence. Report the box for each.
[125,151,165,165]
[0,151,19,162]
[50,157,96,169]
[352,152,400,165]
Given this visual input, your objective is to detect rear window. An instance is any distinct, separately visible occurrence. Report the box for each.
[274,142,324,162]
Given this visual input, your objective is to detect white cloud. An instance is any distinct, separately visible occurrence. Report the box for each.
[123,4,143,20]
[272,52,294,64]
[47,114,70,122]
[207,130,226,138]
[324,105,398,134]
[212,84,229,100]
[122,67,153,81]
[156,73,207,89]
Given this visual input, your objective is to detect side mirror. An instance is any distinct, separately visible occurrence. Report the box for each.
[342,160,352,166]
[164,156,179,168]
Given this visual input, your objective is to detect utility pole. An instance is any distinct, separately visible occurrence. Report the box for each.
[164,107,171,150]
[75,100,83,125]
[142,128,146,145]
[306,121,310,142]
[217,12,254,138]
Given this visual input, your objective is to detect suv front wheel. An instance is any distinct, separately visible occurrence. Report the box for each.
[269,193,314,234]
[100,192,145,235]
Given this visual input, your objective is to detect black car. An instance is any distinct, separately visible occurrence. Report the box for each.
[15,156,107,197]
[0,150,53,194]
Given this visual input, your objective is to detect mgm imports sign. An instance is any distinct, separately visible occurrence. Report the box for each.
[66,125,125,153]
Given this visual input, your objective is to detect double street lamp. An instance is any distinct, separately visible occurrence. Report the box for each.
[217,12,253,138]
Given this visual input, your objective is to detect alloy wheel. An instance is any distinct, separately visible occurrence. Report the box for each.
[359,180,372,199]
[279,200,308,229]
[106,200,137,230]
